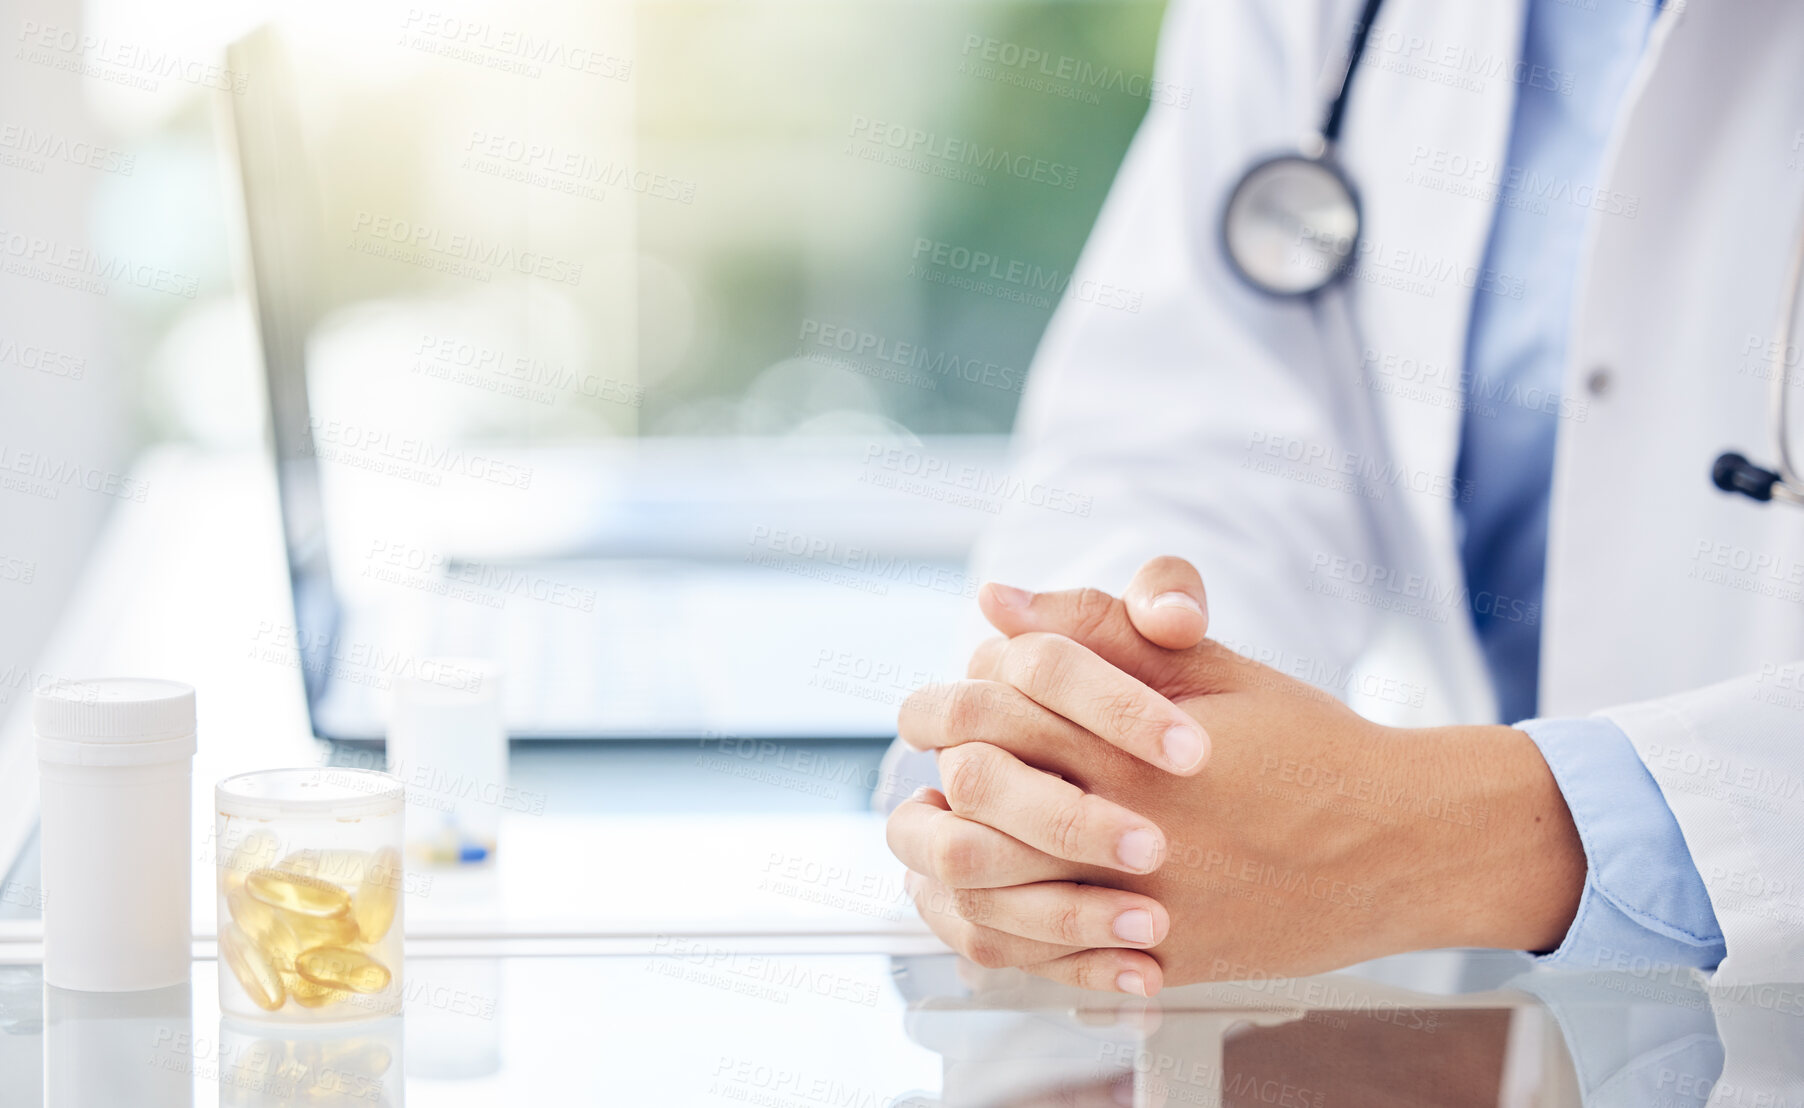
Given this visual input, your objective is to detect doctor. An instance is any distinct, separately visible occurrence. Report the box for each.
[884,0,1804,993]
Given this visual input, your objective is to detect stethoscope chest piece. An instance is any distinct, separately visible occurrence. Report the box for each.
[1221,153,1362,298]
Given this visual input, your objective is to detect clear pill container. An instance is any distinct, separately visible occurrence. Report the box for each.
[388,657,507,866]
[216,768,405,1022]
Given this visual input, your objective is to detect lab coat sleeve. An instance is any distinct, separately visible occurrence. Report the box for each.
[1516,717,1725,971]
[966,0,1393,685]
[1601,669,1804,986]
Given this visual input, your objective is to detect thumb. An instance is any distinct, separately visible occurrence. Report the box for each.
[978,581,1194,692]
[1120,556,1208,650]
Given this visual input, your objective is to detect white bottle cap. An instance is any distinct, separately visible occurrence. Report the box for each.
[35,679,198,766]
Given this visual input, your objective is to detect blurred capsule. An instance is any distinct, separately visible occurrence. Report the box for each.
[281,970,346,1009]
[222,829,280,893]
[353,847,401,943]
[292,1038,326,1077]
[221,921,286,1011]
[236,886,361,972]
[295,947,392,994]
[229,884,302,972]
[323,1038,394,1077]
[222,1037,291,1107]
[247,868,353,918]
[277,848,371,887]
[284,909,361,954]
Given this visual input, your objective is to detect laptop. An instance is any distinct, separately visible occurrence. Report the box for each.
[225,26,984,743]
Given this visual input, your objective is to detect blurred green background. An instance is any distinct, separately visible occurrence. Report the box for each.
[121,0,1169,446]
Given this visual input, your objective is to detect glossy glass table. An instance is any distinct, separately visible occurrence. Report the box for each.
[3,945,1799,1107]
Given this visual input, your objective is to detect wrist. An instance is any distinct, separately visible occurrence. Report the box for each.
[1387,725,1585,954]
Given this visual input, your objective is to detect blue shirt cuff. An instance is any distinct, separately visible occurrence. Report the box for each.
[1516,717,1725,971]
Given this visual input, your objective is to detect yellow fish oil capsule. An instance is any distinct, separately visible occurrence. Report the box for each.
[220,922,286,1011]
[247,907,359,976]
[227,885,303,970]
[284,908,361,951]
[246,868,353,918]
[281,970,345,1008]
[295,947,392,994]
[352,847,401,943]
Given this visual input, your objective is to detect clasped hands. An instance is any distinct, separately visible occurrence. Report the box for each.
[886,557,1586,996]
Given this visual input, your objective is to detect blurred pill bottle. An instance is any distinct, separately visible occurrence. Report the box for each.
[387,658,506,866]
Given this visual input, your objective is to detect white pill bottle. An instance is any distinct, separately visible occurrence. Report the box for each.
[35,678,197,991]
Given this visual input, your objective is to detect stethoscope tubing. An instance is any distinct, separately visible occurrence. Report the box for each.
[1768,201,1804,500]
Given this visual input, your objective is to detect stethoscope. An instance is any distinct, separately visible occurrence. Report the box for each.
[1219,0,1382,300]
[1219,0,1804,507]
[1712,234,1804,506]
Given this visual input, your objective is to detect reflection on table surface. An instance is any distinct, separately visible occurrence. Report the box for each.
[0,949,1799,1107]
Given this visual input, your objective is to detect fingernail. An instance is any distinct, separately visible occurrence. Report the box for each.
[1163,723,1206,772]
[1112,909,1155,945]
[907,786,933,803]
[989,583,1033,610]
[1150,590,1204,615]
[1115,828,1161,872]
[1116,970,1148,997]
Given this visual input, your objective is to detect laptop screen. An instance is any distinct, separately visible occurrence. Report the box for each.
[229,27,340,720]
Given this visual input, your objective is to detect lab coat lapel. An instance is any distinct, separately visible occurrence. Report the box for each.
[1328,0,1527,721]
[1546,0,1804,713]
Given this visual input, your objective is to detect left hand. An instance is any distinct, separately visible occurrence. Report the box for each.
[886,561,1585,993]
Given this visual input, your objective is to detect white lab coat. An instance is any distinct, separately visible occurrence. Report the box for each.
[969,0,1804,986]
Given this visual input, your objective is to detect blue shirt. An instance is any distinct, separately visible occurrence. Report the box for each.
[1460,0,1723,968]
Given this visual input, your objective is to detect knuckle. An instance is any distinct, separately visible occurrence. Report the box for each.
[965,636,1006,679]
[1046,900,1085,945]
[1094,687,1154,741]
[1069,588,1117,640]
[939,743,1000,813]
[914,880,953,921]
[950,886,990,925]
[943,683,988,739]
[1008,633,1072,692]
[1042,796,1091,860]
[930,822,984,887]
[1068,952,1111,991]
[964,931,1010,970]
[896,686,942,746]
